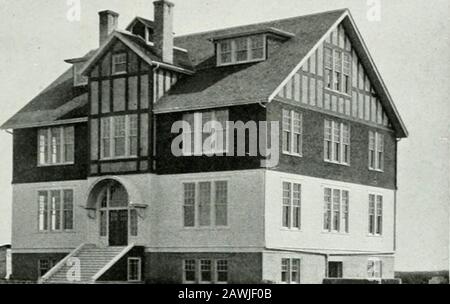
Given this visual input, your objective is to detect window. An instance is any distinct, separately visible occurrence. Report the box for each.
[184,260,196,283]
[38,259,58,278]
[112,53,127,74]
[183,181,228,227]
[217,35,266,66]
[282,109,302,156]
[324,46,352,94]
[127,258,141,282]
[367,259,382,279]
[324,120,350,165]
[282,182,301,229]
[281,258,300,283]
[38,190,74,232]
[200,260,212,283]
[369,131,384,171]
[369,194,383,235]
[38,126,75,166]
[183,259,229,284]
[323,188,349,233]
[101,115,138,159]
[328,262,343,278]
[182,110,229,156]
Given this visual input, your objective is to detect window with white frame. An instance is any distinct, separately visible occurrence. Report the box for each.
[369,131,384,171]
[281,258,301,284]
[282,182,301,229]
[324,120,350,165]
[127,258,141,282]
[369,194,383,235]
[183,181,228,228]
[182,110,229,156]
[38,189,74,232]
[38,259,58,278]
[282,109,302,155]
[217,35,266,66]
[323,188,349,233]
[183,259,229,284]
[38,126,74,166]
[324,46,352,94]
[367,259,382,279]
[101,115,138,159]
[112,53,127,74]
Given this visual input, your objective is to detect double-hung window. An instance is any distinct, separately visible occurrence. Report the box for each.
[182,110,229,156]
[217,35,266,66]
[323,188,349,233]
[38,126,75,166]
[38,189,74,232]
[183,181,228,228]
[112,53,127,74]
[282,109,302,156]
[369,194,383,235]
[369,131,384,171]
[324,120,350,165]
[38,259,58,278]
[183,259,229,284]
[282,182,301,229]
[281,258,301,284]
[325,47,333,89]
[101,115,138,159]
[343,53,351,94]
[324,46,352,94]
[367,259,382,279]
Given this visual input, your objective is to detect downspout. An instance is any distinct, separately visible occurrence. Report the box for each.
[151,63,160,171]
[394,138,401,252]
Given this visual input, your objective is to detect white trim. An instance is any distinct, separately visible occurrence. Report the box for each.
[4,117,87,131]
[127,257,142,282]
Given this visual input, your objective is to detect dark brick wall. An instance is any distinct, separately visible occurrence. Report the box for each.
[267,100,397,189]
[145,252,263,284]
[98,246,145,282]
[11,253,67,281]
[12,124,88,184]
[156,104,266,175]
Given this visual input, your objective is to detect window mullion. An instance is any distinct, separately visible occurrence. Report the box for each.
[109,117,114,158]
[47,129,51,165]
[290,111,294,154]
[125,115,130,157]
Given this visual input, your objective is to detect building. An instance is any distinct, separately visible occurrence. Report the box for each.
[0,1,408,284]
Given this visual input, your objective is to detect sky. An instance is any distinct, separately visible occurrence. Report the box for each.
[0,0,448,271]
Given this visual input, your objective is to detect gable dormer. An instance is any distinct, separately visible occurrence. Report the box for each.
[126,17,155,44]
[211,28,294,67]
[65,57,89,87]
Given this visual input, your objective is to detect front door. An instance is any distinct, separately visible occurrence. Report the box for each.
[109,210,128,246]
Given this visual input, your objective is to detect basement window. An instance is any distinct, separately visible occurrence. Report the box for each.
[127,258,142,282]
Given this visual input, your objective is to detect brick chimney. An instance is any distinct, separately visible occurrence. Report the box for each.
[99,10,119,46]
[153,0,174,64]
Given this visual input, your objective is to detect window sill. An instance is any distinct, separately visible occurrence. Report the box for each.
[369,168,384,173]
[37,230,76,234]
[37,162,75,168]
[367,234,383,238]
[182,226,230,231]
[321,230,350,236]
[218,58,266,67]
[181,151,230,157]
[324,87,352,98]
[112,71,127,76]
[282,152,303,158]
[280,227,302,232]
[324,160,350,167]
[100,156,138,161]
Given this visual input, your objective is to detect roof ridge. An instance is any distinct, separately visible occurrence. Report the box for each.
[175,8,348,39]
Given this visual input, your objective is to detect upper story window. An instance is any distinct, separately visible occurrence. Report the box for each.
[324,46,352,95]
[112,53,127,75]
[38,126,74,166]
[324,120,350,165]
[368,194,383,236]
[182,110,229,156]
[183,181,228,228]
[369,131,384,171]
[101,115,137,159]
[282,182,301,229]
[217,35,266,66]
[323,187,349,233]
[282,109,303,156]
[38,189,74,232]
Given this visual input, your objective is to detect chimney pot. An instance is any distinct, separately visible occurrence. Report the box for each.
[153,0,174,64]
[99,10,119,46]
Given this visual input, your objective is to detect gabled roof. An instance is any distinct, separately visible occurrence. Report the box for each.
[125,16,155,31]
[80,30,194,76]
[0,49,94,130]
[153,9,346,112]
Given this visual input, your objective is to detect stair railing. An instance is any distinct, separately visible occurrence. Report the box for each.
[91,243,135,282]
[38,243,87,284]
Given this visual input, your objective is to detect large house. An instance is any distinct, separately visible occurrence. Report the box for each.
[1,1,407,284]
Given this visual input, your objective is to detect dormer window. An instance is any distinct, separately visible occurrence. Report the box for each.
[112,53,127,75]
[217,35,267,66]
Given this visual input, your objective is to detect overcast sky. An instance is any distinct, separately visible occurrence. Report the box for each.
[0,0,448,271]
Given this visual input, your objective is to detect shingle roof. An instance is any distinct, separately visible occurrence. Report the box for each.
[154,9,346,113]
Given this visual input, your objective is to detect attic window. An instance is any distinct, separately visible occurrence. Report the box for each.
[112,53,127,75]
[217,35,266,66]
